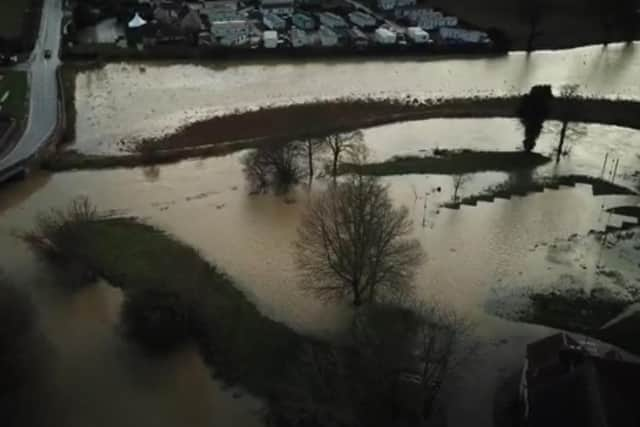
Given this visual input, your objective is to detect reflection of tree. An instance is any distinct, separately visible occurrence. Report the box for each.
[518,0,545,52]
[518,85,552,152]
[267,302,470,427]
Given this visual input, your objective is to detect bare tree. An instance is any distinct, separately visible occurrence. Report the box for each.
[267,301,470,427]
[322,131,364,182]
[295,174,423,306]
[241,141,306,194]
[297,138,326,187]
[451,174,471,202]
[556,85,583,162]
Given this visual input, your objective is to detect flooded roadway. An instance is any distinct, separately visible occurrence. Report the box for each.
[3,46,640,427]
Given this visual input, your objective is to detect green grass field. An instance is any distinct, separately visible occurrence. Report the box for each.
[0,0,29,39]
[0,71,28,123]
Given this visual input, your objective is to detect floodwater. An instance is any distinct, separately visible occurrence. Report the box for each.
[73,42,640,149]
[4,46,640,427]
[1,237,263,427]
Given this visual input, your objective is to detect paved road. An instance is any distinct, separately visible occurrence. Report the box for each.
[0,0,63,181]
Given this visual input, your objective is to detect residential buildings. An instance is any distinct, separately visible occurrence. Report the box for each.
[210,20,251,46]
[374,27,396,44]
[292,13,315,30]
[260,0,294,16]
[318,25,338,46]
[349,11,376,29]
[318,12,348,29]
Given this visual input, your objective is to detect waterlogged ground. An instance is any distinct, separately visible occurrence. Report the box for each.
[73,43,640,149]
[4,45,640,427]
[1,144,639,426]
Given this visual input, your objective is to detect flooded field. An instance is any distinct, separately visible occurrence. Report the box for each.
[73,43,640,148]
[4,45,640,427]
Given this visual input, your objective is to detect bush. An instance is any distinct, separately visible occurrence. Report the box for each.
[121,288,197,354]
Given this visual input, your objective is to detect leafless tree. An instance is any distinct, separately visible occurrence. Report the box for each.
[241,141,306,194]
[322,131,365,182]
[267,301,470,427]
[451,174,471,202]
[295,174,423,306]
[555,85,586,162]
[297,138,326,187]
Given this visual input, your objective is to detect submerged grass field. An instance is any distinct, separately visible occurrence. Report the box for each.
[33,216,310,396]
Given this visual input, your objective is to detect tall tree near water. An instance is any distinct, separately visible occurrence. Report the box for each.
[322,131,364,182]
[518,85,553,152]
[295,174,423,306]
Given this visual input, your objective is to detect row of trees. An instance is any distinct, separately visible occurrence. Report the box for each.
[241,131,364,194]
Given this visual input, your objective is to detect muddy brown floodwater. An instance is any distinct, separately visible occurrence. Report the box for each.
[4,47,640,427]
[73,43,640,150]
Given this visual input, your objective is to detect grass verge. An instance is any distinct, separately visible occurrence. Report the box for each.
[0,71,28,124]
[342,150,551,176]
[28,215,310,396]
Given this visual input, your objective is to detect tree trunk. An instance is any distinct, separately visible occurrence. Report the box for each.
[307,143,314,186]
[332,150,340,183]
[352,281,362,306]
[557,119,568,162]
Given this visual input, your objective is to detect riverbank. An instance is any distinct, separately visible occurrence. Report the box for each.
[27,215,311,397]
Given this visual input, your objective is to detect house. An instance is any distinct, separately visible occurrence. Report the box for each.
[260,0,294,16]
[263,13,286,30]
[201,0,240,22]
[318,12,348,29]
[407,26,429,43]
[348,27,368,47]
[263,30,278,48]
[374,27,396,44]
[438,27,489,43]
[210,20,250,46]
[348,11,376,29]
[521,333,640,427]
[292,13,315,30]
[290,27,308,47]
[377,0,396,12]
[318,25,338,47]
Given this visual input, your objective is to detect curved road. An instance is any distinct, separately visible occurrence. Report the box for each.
[0,0,63,181]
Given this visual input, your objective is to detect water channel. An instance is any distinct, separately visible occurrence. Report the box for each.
[2,44,640,427]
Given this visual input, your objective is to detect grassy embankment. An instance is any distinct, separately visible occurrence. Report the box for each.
[50,90,640,172]
[342,150,551,176]
[30,215,311,396]
[441,174,638,209]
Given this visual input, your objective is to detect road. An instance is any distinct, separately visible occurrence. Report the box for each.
[0,0,63,182]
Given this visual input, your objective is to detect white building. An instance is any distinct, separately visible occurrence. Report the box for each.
[438,27,489,43]
[292,13,315,30]
[396,0,416,6]
[263,13,286,30]
[260,0,294,16]
[407,26,430,43]
[374,27,396,44]
[318,12,348,29]
[349,11,376,28]
[263,30,279,48]
[318,25,339,47]
[210,20,250,46]
[290,27,308,47]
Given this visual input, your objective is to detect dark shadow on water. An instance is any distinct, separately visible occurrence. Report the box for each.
[0,171,51,216]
